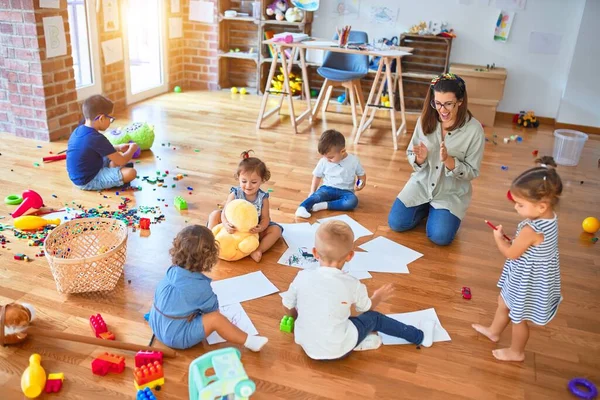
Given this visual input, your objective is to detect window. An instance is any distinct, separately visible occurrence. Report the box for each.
[67,0,102,100]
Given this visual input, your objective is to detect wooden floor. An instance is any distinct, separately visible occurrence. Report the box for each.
[0,91,599,400]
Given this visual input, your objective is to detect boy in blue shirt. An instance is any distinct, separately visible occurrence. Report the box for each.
[67,95,138,190]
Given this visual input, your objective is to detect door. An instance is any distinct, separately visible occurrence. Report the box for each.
[123,0,168,104]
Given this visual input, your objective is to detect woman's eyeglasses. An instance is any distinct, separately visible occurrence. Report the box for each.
[94,114,115,123]
[430,100,457,111]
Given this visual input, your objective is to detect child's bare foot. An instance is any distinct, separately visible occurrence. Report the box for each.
[492,348,525,362]
[472,324,500,342]
[250,250,263,263]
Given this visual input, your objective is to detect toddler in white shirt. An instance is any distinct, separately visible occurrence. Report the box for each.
[281,220,435,360]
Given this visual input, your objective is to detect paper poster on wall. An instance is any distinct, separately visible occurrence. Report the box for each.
[42,16,67,58]
[495,0,526,10]
[40,0,60,8]
[528,32,562,55]
[103,0,119,32]
[169,17,183,38]
[493,10,514,42]
[334,0,360,18]
[171,0,181,13]
[369,6,396,24]
[189,0,215,23]
[101,38,123,65]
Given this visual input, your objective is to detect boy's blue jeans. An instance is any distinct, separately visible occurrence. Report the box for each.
[300,186,358,211]
[350,311,424,347]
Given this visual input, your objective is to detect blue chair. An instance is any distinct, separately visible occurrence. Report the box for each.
[312,31,369,127]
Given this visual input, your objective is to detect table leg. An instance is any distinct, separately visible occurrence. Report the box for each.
[363,68,387,132]
[299,48,313,123]
[354,58,384,144]
[384,57,398,150]
[279,47,298,133]
[256,47,281,130]
[395,56,407,138]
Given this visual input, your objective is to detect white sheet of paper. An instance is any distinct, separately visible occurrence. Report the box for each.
[495,0,526,10]
[206,303,258,345]
[211,271,279,306]
[280,222,317,248]
[42,16,67,58]
[345,252,409,274]
[372,49,412,57]
[40,0,60,8]
[278,246,320,269]
[101,38,123,65]
[169,17,183,39]
[528,31,562,55]
[359,236,423,265]
[379,308,451,345]
[171,0,181,13]
[102,0,119,32]
[43,209,82,221]
[303,40,338,47]
[317,214,372,241]
[342,266,372,280]
[189,0,215,23]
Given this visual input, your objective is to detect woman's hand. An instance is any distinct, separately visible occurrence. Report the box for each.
[440,141,448,162]
[414,142,428,165]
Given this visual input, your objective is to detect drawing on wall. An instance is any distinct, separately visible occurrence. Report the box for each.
[334,0,360,18]
[103,0,119,32]
[493,10,514,42]
[101,38,123,65]
[171,0,181,13]
[42,16,67,58]
[369,6,396,24]
[278,246,320,269]
[496,0,526,11]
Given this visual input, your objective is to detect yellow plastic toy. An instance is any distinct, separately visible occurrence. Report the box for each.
[270,67,303,96]
[14,216,60,231]
[211,199,259,261]
[231,87,239,94]
[21,354,46,399]
[582,217,600,234]
[240,87,248,95]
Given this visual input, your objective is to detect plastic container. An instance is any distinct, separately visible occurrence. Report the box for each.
[552,129,588,166]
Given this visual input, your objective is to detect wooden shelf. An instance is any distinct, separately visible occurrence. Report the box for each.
[261,57,321,67]
[261,20,306,26]
[219,15,258,23]
[219,52,259,62]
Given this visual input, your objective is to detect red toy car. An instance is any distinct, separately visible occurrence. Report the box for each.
[462,287,472,300]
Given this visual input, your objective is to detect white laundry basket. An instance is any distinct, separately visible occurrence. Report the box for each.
[552,129,588,166]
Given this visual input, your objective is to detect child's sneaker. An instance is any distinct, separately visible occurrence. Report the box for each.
[354,333,382,351]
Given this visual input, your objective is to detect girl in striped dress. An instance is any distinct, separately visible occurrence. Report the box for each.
[473,156,562,362]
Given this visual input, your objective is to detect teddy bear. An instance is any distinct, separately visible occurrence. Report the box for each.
[0,302,35,345]
[266,0,289,21]
[212,199,260,261]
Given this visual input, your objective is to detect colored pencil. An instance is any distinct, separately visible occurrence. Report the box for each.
[484,219,512,242]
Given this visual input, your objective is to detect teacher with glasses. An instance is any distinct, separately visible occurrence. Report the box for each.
[388,73,485,246]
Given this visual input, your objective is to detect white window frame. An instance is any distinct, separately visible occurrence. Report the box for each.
[69,0,103,101]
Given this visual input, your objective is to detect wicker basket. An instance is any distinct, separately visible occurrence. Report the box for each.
[43,218,128,294]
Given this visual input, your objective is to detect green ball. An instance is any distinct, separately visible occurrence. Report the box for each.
[310,89,318,97]
[174,86,182,93]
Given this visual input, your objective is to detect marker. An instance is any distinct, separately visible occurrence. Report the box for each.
[484,220,512,242]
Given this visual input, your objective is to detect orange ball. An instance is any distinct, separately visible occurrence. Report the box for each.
[582,217,600,234]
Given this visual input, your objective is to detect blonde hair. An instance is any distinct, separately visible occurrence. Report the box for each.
[315,220,354,263]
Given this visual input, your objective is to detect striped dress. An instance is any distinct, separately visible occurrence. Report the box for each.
[497,215,561,325]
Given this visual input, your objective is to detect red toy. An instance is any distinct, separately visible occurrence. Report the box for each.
[91,353,125,376]
[42,154,67,163]
[462,287,472,300]
[99,331,115,340]
[10,190,44,218]
[89,314,108,338]
[44,373,64,393]
[139,218,151,230]
[135,351,163,368]
[134,362,163,386]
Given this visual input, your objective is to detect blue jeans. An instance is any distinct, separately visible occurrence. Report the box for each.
[299,186,358,211]
[388,198,461,246]
[350,310,423,346]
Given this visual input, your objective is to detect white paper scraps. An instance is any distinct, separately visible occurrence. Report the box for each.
[211,271,279,306]
[379,308,451,345]
[206,303,258,345]
[317,214,372,241]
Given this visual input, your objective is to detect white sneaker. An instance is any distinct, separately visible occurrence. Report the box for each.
[354,333,382,351]
[295,207,311,218]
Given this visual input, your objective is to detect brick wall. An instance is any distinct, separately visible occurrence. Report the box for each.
[182,0,218,90]
[0,0,219,141]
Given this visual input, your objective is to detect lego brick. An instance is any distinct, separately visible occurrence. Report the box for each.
[135,351,163,368]
[89,314,108,338]
[44,379,63,393]
[280,316,294,333]
[134,377,164,391]
[137,387,158,400]
[139,218,151,230]
[91,358,125,376]
[134,361,163,386]
[99,331,115,340]
[48,373,64,381]
[174,196,188,211]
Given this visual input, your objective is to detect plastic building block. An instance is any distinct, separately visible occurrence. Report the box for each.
[89,314,108,338]
[134,377,165,391]
[91,353,125,376]
[45,373,64,393]
[14,253,25,260]
[174,196,188,211]
[135,351,163,368]
[139,218,151,230]
[99,331,115,340]
[280,316,294,333]
[134,361,164,387]
[462,286,472,300]
[137,387,157,400]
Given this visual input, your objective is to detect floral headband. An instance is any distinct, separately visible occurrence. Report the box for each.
[430,73,466,94]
